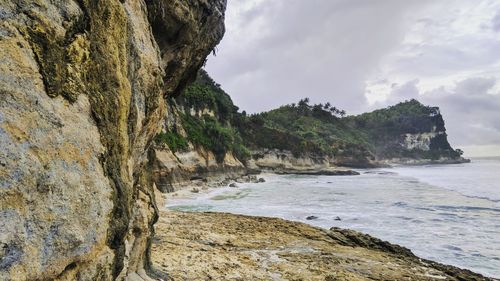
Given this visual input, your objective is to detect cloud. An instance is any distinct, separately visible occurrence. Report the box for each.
[376,77,500,149]
[426,79,500,147]
[492,10,500,31]
[205,0,500,153]
[206,0,429,113]
[455,77,496,97]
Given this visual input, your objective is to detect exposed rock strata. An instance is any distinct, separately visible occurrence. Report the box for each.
[152,211,494,281]
[247,148,362,174]
[0,0,225,280]
[152,100,246,193]
[154,147,246,193]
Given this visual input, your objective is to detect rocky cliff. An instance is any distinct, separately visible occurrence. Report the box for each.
[150,75,467,186]
[246,149,359,175]
[347,99,469,164]
[240,99,467,169]
[153,101,246,193]
[0,0,225,280]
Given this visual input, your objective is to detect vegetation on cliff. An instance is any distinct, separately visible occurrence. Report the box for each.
[155,70,465,167]
[346,99,463,160]
[240,99,375,166]
[155,70,250,163]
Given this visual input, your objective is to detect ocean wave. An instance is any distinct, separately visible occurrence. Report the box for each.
[433,205,500,213]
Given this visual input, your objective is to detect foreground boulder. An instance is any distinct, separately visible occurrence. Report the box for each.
[0,0,225,280]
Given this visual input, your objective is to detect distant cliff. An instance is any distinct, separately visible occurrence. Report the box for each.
[346,99,469,164]
[153,72,468,181]
[239,101,376,169]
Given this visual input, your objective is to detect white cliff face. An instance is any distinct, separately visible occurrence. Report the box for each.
[183,106,216,118]
[402,131,444,151]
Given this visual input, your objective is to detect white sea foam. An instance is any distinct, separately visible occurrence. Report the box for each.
[389,157,500,203]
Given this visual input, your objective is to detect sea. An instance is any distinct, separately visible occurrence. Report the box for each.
[167,157,500,278]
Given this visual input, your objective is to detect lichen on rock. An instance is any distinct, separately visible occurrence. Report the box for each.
[0,0,226,280]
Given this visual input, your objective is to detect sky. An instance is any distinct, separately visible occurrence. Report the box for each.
[205,0,500,157]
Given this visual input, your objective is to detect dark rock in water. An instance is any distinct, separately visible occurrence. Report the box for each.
[257,178,266,183]
[246,169,262,175]
[306,216,318,220]
[328,227,413,256]
[320,170,360,176]
[229,183,238,188]
[276,169,360,176]
[335,216,342,221]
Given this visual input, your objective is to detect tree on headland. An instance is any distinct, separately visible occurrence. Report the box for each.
[292,98,346,118]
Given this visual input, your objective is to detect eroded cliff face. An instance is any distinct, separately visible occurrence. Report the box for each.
[153,102,246,193]
[248,149,334,171]
[0,0,225,280]
[372,111,469,165]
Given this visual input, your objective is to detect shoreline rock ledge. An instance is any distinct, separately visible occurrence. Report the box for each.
[152,211,495,281]
[0,0,226,280]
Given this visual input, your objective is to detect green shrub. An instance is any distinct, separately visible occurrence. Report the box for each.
[177,69,238,123]
[181,114,210,148]
[181,114,246,163]
[204,117,234,162]
[233,143,251,163]
[154,130,189,152]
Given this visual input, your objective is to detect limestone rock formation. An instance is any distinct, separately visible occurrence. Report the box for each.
[0,0,226,280]
[247,149,360,175]
[153,101,246,193]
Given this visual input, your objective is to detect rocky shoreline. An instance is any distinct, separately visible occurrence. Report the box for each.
[150,211,494,281]
[273,168,360,176]
[380,157,471,166]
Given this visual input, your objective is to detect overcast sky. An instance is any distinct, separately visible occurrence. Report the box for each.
[205,0,500,156]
